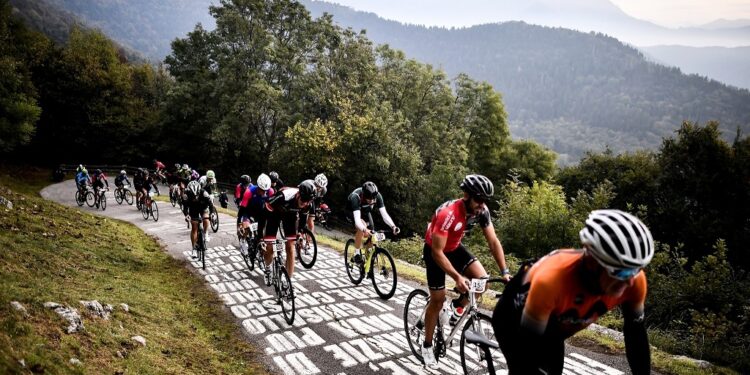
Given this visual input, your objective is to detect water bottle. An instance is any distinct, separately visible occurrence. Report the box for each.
[439,300,452,328]
[449,298,464,326]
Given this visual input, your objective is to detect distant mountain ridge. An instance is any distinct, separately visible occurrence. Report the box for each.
[642,45,750,90]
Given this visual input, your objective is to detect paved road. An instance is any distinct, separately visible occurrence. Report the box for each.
[42,180,637,375]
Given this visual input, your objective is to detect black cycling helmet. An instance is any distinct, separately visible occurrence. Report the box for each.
[240,174,251,185]
[298,180,316,201]
[362,181,378,200]
[460,174,494,200]
[269,171,279,183]
[95,169,102,175]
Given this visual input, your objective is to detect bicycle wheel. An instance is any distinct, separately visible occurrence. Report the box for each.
[371,247,397,299]
[151,201,159,222]
[256,241,266,271]
[100,192,107,211]
[198,228,207,270]
[278,266,295,325]
[75,191,84,206]
[136,195,142,211]
[296,227,317,269]
[124,190,133,205]
[344,239,365,285]
[141,201,150,220]
[85,191,95,207]
[460,314,502,375]
[115,190,123,205]
[209,205,219,233]
[170,190,177,207]
[404,289,434,364]
[240,234,255,271]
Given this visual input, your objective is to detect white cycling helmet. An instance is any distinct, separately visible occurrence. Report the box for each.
[580,209,654,269]
[314,173,328,188]
[187,180,201,196]
[257,173,272,190]
[120,170,126,175]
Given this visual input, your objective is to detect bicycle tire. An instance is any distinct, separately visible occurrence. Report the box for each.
[85,191,95,207]
[371,247,397,299]
[209,205,219,233]
[256,241,266,271]
[198,227,206,270]
[344,239,365,285]
[460,314,501,375]
[278,266,295,325]
[296,227,317,269]
[403,289,438,364]
[115,190,123,205]
[100,192,107,211]
[141,200,150,220]
[124,190,133,205]
[151,201,159,222]
[75,191,84,206]
[170,190,177,207]
[240,234,254,271]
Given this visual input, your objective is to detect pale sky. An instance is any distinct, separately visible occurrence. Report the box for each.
[322,0,750,28]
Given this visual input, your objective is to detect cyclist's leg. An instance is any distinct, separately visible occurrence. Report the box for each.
[351,209,366,248]
[306,213,315,233]
[202,208,209,233]
[453,244,482,307]
[263,212,281,267]
[422,243,448,347]
[282,212,297,278]
[189,207,199,248]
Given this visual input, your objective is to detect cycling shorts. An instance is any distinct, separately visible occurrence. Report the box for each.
[423,243,477,290]
[188,204,209,222]
[263,210,298,242]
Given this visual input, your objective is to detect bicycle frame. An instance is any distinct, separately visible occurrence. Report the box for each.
[361,231,387,274]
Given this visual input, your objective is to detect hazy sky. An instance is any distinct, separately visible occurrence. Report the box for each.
[322,0,750,28]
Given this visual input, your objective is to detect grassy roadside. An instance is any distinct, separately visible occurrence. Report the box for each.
[0,168,266,374]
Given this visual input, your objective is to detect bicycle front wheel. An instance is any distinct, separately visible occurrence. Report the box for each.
[209,205,219,232]
[170,190,177,207]
[240,234,255,271]
[371,247,397,299]
[460,314,502,375]
[85,191,95,207]
[403,289,433,364]
[100,193,107,211]
[344,239,365,285]
[151,201,159,222]
[296,227,317,269]
[278,266,295,325]
[115,190,123,205]
[124,190,133,205]
[198,229,207,270]
[141,202,150,220]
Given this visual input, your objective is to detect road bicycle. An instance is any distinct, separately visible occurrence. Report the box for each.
[239,218,266,271]
[94,186,107,211]
[192,215,208,270]
[267,238,295,324]
[139,191,159,222]
[403,276,505,375]
[344,229,397,299]
[114,184,134,205]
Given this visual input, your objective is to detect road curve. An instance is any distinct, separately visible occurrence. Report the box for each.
[41,179,638,375]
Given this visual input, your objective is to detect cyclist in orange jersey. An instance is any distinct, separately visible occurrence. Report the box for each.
[492,209,654,375]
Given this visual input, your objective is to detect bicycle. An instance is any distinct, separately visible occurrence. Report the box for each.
[239,218,266,272]
[294,215,318,269]
[193,215,208,270]
[94,186,107,211]
[114,185,134,205]
[403,276,505,375]
[268,237,295,324]
[208,198,219,233]
[74,185,92,207]
[344,230,397,299]
[139,191,159,222]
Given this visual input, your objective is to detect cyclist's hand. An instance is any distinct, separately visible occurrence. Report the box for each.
[455,275,469,294]
[363,228,371,237]
[392,226,401,235]
[500,274,512,284]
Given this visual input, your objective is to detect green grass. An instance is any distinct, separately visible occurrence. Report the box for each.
[0,170,265,374]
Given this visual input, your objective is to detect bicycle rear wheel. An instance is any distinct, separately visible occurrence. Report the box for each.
[75,191,84,206]
[296,227,317,269]
[371,247,397,299]
[170,190,176,207]
[151,201,159,222]
[278,266,295,324]
[460,314,502,375]
[344,239,365,285]
[209,205,219,232]
[403,289,436,364]
[124,190,133,205]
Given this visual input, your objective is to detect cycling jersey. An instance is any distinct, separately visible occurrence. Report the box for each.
[424,199,491,252]
[243,185,275,210]
[347,187,384,213]
[114,175,130,187]
[91,173,109,189]
[75,172,90,187]
[185,188,212,220]
[154,161,165,171]
[263,187,306,242]
[265,187,302,214]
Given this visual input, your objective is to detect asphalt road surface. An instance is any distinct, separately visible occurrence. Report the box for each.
[42,179,638,375]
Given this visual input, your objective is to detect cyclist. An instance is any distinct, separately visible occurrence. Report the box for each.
[303,173,328,234]
[137,169,160,205]
[492,209,653,375]
[235,175,252,208]
[74,166,90,193]
[153,159,165,173]
[114,170,130,189]
[198,170,217,196]
[237,174,275,255]
[347,181,400,251]
[190,169,200,182]
[419,174,511,369]
[269,171,284,189]
[90,169,110,207]
[184,180,212,255]
[167,165,182,198]
[261,180,315,286]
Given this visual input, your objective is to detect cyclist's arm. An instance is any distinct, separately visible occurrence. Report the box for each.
[378,207,396,229]
[352,210,368,231]
[622,276,650,374]
[429,233,462,281]
[481,222,509,277]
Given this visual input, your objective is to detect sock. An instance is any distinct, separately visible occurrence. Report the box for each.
[423,342,432,348]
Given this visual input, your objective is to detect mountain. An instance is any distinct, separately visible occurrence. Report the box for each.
[699,18,750,30]
[642,45,750,90]
[301,0,750,162]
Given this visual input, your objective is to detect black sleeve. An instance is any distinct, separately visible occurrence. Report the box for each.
[479,206,491,228]
[623,311,651,375]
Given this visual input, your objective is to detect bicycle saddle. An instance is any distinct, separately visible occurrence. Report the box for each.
[464,329,499,349]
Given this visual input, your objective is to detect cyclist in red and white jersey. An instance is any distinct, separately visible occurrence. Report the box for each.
[420,174,511,369]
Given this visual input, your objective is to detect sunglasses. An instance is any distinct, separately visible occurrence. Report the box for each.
[472,196,487,205]
[602,265,641,281]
